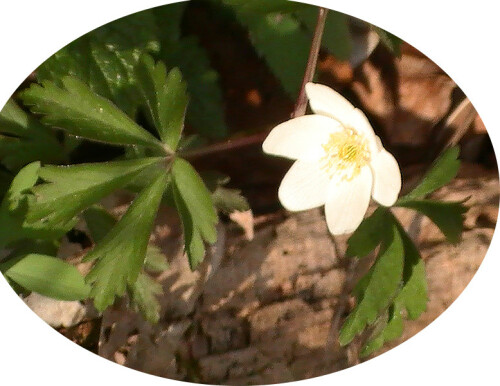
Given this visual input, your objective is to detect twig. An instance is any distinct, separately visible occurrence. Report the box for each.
[292,7,329,118]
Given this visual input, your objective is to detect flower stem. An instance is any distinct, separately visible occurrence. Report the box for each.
[292,7,329,118]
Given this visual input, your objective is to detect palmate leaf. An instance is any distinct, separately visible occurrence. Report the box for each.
[36,9,160,117]
[171,158,218,270]
[401,146,460,201]
[135,55,188,150]
[84,172,168,311]
[397,199,467,244]
[339,221,405,346]
[0,254,90,301]
[0,99,66,171]
[20,77,163,150]
[27,157,163,227]
[0,162,73,249]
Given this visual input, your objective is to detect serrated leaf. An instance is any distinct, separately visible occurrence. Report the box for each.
[28,157,162,227]
[84,205,168,273]
[346,208,390,258]
[129,271,163,324]
[231,9,310,97]
[373,26,402,56]
[0,254,90,301]
[295,6,352,60]
[84,172,168,311]
[0,99,66,171]
[212,187,250,214]
[0,163,73,248]
[397,199,467,244]
[135,55,188,150]
[36,9,161,116]
[162,37,227,138]
[20,77,163,150]
[339,222,404,346]
[172,158,218,269]
[401,146,460,201]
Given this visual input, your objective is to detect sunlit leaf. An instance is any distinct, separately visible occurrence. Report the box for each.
[0,254,90,301]
[20,77,163,150]
[84,172,168,311]
[27,157,163,227]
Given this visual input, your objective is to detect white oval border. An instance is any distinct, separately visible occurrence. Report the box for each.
[0,1,499,385]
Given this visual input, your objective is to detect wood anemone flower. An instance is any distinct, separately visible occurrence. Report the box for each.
[263,82,401,235]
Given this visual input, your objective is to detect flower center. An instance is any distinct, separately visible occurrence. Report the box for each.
[320,128,370,181]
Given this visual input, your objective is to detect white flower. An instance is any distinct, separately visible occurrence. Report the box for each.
[262,82,401,235]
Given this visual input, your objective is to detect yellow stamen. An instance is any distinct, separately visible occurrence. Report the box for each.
[320,128,370,181]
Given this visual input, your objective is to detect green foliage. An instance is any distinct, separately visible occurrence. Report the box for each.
[346,208,390,258]
[0,254,90,301]
[401,146,460,201]
[84,172,168,311]
[231,8,310,97]
[172,158,218,270]
[27,157,163,227]
[295,6,352,60]
[339,222,404,346]
[129,271,163,324]
[0,99,66,171]
[202,171,250,214]
[36,9,161,117]
[161,37,227,139]
[135,55,188,150]
[20,77,163,150]
[397,200,467,244]
[360,218,428,356]
[0,162,73,249]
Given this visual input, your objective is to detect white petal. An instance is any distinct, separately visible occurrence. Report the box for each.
[370,149,402,206]
[324,167,372,235]
[305,82,356,123]
[278,159,330,211]
[262,115,341,161]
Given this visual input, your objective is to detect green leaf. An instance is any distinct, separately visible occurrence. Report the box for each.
[20,77,163,150]
[84,205,168,273]
[397,199,467,244]
[212,187,250,214]
[0,254,90,301]
[0,99,66,171]
[36,9,161,116]
[346,208,390,258]
[360,220,428,356]
[84,171,168,311]
[296,6,352,60]
[135,55,188,150]
[339,222,404,346]
[162,36,227,139]
[171,158,218,269]
[28,157,163,226]
[373,26,403,57]
[0,163,73,248]
[144,244,169,273]
[401,146,460,201]
[231,9,310,97]
[129,271,163,324]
